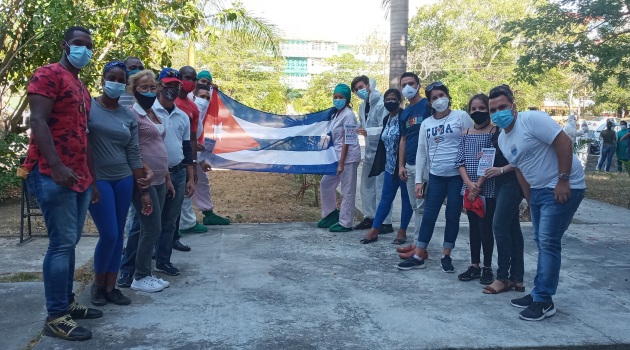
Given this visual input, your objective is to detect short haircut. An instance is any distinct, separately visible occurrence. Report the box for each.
[489,84,514,104]
[64,26,91,42]
[400,72,420,86]
[126,69,156,94]
[124,56,142,65]
[350,75,369,91]
[195,84,211,93]
[383,88,402,101]
[467,93,489,113]
[621,120,628,125]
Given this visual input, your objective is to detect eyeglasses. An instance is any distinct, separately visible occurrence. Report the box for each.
[425,81,443,92]
[137,84,158,93]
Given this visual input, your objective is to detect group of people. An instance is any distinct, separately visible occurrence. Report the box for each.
[318,73,585,322]
[596,119,629,172]
[23,26,230,341]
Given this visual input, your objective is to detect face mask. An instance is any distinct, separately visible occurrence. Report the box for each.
[181,80,196,93]
[491,108,515,128]
[161,86,179,101]
[470,111,490,125]
[356,88,369,101]
[127,69,141,77]
[195,97,209,111]
[333,98,346,110]
[65,44,92,69]
[432,97,450,113]
[568,120,576,126]
[134,91,157,110]
[622,125,628,130]
[103,81,126,99]
[402,85,418,100]
[384,101,400,112]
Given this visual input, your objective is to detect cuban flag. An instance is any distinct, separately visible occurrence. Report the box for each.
[202,89,338,175]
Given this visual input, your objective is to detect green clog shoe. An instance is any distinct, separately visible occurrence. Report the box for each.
[328,222,353,232]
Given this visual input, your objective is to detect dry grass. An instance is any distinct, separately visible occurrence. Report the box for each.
[584,170,630,208]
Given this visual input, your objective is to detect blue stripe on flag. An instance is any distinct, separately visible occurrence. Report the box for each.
[209,155,338,175]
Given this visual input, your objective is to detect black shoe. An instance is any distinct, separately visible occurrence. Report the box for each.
[90,285,107,306]
[378,224,394,234]
[519,301,556,321]
[173,240,191,252]
[156,262,180,276]
[397,256,426,270]
[440,255,455,273]
[68,301,103,319]
[353,218,374,230]
[480,267,494,285]
[116,273,133,288]
[43,314,92,341]
[511,294,534,309]
[457,266,481,281]
[105,288,131,305]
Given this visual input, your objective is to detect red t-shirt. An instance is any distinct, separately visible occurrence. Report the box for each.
[175,96,199,135]
[25,63,93,192]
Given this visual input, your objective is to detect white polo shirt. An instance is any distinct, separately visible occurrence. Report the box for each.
[152,99,190,167]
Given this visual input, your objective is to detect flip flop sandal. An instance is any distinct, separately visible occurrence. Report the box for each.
[392,238,407,245]
[360,237,378,244]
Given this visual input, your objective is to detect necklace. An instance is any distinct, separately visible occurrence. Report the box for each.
[59,61,87,115]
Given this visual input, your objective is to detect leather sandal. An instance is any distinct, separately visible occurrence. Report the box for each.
[482,279,513,294]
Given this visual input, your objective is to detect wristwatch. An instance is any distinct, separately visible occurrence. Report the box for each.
[558,173,570,181]
[500,167,504,174]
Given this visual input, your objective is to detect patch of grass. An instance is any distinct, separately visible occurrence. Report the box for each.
[0,272,43,283]
[585,171,630,208]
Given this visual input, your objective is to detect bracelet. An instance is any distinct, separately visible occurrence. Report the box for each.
[500,167,504,174]
[558,173,570,181]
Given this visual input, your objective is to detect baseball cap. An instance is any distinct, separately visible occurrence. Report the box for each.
[158,68,183,84]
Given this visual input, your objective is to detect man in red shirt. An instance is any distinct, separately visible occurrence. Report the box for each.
[26,26,102,341]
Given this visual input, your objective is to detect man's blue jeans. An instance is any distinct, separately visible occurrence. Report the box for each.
[415,174,463,250]
[156,168,186,265]
[28,166,91,318]
[529,187,585,302]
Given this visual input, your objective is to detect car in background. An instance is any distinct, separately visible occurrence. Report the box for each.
[587,117,618,131]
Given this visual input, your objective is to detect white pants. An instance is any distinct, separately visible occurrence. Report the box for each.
[405,163,425,234]
[320,162,359,228]
[359,158,392,224]
[180,163,214,230]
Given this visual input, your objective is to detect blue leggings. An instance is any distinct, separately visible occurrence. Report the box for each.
[89,176,134,274]
[372,171,412,230]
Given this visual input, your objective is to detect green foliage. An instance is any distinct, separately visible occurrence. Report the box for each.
[0,132,28,200]
[507,0,630,88]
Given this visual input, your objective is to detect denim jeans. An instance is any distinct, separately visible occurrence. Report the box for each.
[597,144,614,171]
[119,183,166,279]
[28,166,91,318]
[405,163,424,234]
[415,174,463,250]
[492,178,524,282]
[529,187,585,302]
[156,168,187,265]
[467,197,495,267]
[372,171,412,230]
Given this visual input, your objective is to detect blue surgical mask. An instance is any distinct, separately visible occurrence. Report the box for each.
[103,81,126,99]
[333,98,346,110]
[140,92,156,98]
[128,69,141,77]
[66,43,93,69]
[356,88,369,101]
[491,108,515,128]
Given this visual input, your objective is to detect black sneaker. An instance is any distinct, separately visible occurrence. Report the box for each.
[519,302,556,321]
[68,301,103,319]
[156,262,180,276]
[440,255,455,273]
[105,289,131,305]
[397,256,426,270]
[90,285,107,306]
[511,294,534,309]
[353,218,374,230]
[457,266,481,281]
[43,314,92,341]
[480,267,494,285]
[378,224,394,234]
[117,273,133,288]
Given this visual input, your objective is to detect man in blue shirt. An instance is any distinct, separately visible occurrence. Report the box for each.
[397,72,431,245]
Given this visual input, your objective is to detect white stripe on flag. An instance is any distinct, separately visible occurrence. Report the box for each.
[233,117,330,139]
[217,149,338,165]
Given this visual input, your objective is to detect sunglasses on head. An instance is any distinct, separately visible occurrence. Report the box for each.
[425,81,443,92]
[163,70,183,80]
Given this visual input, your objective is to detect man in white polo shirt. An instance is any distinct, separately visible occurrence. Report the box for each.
[489,84,585,322]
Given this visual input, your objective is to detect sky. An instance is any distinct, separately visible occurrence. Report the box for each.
[236,0,436,44]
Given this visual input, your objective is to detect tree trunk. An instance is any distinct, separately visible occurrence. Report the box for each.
[188,37,196,67]
[389,0,408,89]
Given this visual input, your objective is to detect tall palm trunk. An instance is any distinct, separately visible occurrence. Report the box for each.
[389,0,408,88]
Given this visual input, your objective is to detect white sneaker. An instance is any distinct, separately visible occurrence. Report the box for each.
[149,275,170,288]
[131,276,165,293]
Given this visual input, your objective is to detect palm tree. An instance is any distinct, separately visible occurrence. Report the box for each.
[382,0,409,88]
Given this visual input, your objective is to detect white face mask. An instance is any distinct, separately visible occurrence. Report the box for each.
[402,85,418,100]
[195,97,209,111]
[432,97,450,113]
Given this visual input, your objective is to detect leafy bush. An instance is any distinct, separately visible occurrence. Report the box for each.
[0,132,28,200]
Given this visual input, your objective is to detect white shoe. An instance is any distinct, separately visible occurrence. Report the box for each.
[131,276,165,293]
[149,275,170,288]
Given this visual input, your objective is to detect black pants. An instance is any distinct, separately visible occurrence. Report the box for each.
[467,197,496,267]
[173,215,181,243]
[492,178,524,282]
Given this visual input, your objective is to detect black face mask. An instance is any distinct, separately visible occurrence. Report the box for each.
[134,92,157,110]
[384,101,400,112]
[161,87,179,101]
[470,111,490,125]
